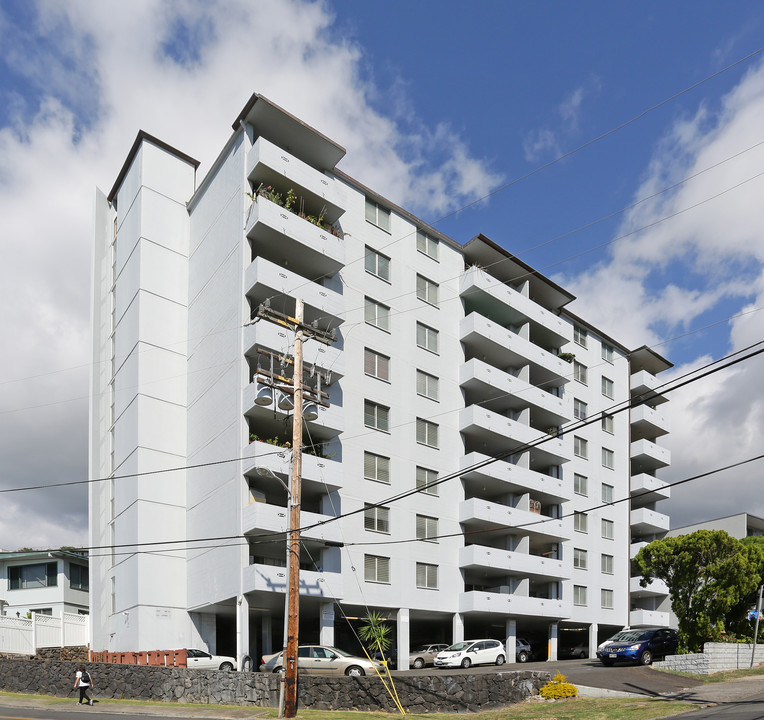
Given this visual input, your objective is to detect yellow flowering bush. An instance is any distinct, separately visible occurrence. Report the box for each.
[539,671,578,700]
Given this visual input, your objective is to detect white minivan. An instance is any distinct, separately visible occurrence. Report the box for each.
[434,639,506,669]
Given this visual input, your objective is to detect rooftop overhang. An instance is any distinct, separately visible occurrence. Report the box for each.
[629,345,673,374]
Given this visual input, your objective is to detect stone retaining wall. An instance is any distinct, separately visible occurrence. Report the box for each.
[0,658,549,712]
[654,642,764,675]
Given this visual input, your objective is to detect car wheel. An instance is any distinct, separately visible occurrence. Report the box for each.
[640,650,653,666]
[413,658,425,669]
[345,665,365,677]
[517,650,529,663]
[272,666,283,674]
[461,657,472,669]
[219,662,234,671]
[578,651,587,659]
[495,654,505,666]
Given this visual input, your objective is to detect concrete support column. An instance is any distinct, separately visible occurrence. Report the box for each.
[319,602,335,647]
[588,622,598,659]
[452,613,464,644]
[397,608,410,671]
[547,622,558,661]
[505,618,517,664]
[261,613,273,655]
[236,595,249,669]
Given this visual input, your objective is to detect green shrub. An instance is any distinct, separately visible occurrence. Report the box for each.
[539,671,578,700]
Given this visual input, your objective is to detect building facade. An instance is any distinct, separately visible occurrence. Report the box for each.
[90,94,672,665]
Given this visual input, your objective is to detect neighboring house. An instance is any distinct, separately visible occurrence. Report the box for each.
[89,93,671,666]
[668,513,764,540]
[0,550,89,618]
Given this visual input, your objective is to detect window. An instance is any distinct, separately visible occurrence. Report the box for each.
[601,589,614,609]
[602,343,614,363]
[364,554,390,583]
[30,608,52,616]
[601,376,614,398]
[416,370,439,400]
[416,322,439,353]
[364,503,390,533]
[364,452,390,484]
[602,518,614,540]
[416,562,438,589]
[9,562,57,590]
[602,483,614,504]
[365,197,390,232]
[416,274,439,305]
[574,326,588,347]
[574,473,588,496]
[416,466,439,496]
[574,512,588,533]
[364,348,390,381]
[573,361,587,385]
[70,564,89,591]
[602,414,614,434]
[364,246,391,281]
[416,230,439,260]
[574,436,588,459]
[601,554,614,574]
[364,400,390,432]
[573,548,588,570]
[602,447,614,469]
[416,418,439,448]
[574,585,587,606]
[416,514,439,542]
[573,398,587,420]
[364,298,390,331]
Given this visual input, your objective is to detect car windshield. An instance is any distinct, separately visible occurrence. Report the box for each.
[445,642,470,651]
[327,647,351,658]
[609,631,650,643]
[412,646,432,652]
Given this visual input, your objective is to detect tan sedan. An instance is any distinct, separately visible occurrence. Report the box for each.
[259,645,383,676]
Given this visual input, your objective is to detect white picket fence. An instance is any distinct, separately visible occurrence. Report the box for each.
[0,612,88,655]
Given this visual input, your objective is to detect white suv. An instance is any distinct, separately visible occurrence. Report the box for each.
[434,639,506,669]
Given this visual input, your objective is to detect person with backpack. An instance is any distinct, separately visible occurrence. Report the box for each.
[73,665,94,705]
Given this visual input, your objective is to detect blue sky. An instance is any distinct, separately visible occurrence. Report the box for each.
[1,0,764,549]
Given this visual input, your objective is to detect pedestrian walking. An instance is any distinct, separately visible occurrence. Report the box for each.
[73,664,94,705]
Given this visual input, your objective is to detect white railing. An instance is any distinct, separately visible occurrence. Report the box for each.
[0,612,89,655]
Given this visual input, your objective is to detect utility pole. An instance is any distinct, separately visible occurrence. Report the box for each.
[750,584,763,669]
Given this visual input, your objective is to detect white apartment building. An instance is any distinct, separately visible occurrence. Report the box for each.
[89,93,672,666]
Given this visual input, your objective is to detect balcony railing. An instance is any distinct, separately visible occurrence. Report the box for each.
[460,590,572,619]
[459,498,570,541]
[459,544,571,580]
[243,562,343,599]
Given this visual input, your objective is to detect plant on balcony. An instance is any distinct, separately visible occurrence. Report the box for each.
[557,352,575,363]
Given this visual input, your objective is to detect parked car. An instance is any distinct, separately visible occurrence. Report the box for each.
[434,639,506,669]
[186,648,237,671]
[259,645,383,676]
[408,644,449,669]
[515,637,533,663]
[560,641,588,659]
[596,627,678,666]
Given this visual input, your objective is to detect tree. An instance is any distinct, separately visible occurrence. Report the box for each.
[634,530,762,652]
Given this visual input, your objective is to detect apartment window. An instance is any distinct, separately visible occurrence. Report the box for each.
[364,503,390,533]
[416,322,439,353]
[574,361,588,385]
[602,343,615,363]
[364,452,390,484]
[416,274,439,305]
[574,473,588,496]
[416,514,439,542]
[573,398,587,420]
[574,512,588,533]
[364,554,390,583]
[574,326,588,347]
[602,447,614,469]
[602,414,614,434]
[602,483,614,504]
[574,436,588,459]
[416,466,439,496]
[9,562,57,590]
[416,418,439,448]
[416,370,439,400]
[364,400,390,432]
[574,585,588,606]
[416,562,438,589]
[365,246,391,281]
[573,548,588,570]
[601,554,614,574]
[416,230,439,260]
[601,589,614,609]
[365,297,390,331]
[602,518,614,540]
[364,348,390,381]
[365,197,391,232]
[601,376,614,399]
[70,563,89,592]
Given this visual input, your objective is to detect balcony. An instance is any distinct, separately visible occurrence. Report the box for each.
[243,562,343,599]
[242,440,343,492]
[460,313,569,389]
[630,575,669,598]
[630,541,648,560]
[630,370,668,405]
[631,438,670,473]
[629,609,670,628]
[460,590,572,619]
[630,474,670,508]
[631,404,669,440]
[242,501,342,545]
[631,507,670,535]
[459,498,570,542]
[245,196,345,280]
[460,266,571,348]
[459,544,571,581]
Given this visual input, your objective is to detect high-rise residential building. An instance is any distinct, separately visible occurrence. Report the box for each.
[89,93,672,667]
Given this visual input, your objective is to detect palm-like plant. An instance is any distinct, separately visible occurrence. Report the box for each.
[359,611,391,657]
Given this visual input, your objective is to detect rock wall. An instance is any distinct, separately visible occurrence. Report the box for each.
[0,658,549,712]
[654,643,764,675]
